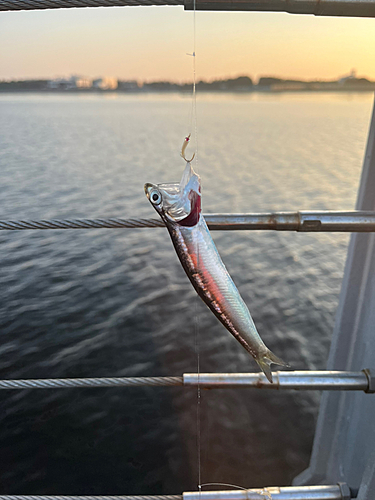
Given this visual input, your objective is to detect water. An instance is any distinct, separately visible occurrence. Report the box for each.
[0,91,373,494]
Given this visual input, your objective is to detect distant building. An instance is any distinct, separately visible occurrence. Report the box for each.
[92,77,118,90]
[47,78,69,90]
[76,76,92,88]
[338,69,357,84]
[47,76,92,90]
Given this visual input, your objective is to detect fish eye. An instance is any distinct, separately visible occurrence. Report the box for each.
[150,189,162,205]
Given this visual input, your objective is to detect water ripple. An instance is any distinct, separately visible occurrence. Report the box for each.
[0,92,372,494]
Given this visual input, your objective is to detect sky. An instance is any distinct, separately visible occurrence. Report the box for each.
[1,6,375,82]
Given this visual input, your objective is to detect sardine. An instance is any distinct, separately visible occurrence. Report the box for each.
[145,161,288,382]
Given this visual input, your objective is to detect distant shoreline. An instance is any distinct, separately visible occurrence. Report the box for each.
[2,74,375,94]
[1,87,375,94]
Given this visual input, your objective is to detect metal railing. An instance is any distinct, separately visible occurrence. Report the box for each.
[184,484,352,500]
[185,484,352,500]
[184,0,375,16]
[0,484,353,500]
[1,0,375,17]
[0,370,373,392]
[0,211,375,232]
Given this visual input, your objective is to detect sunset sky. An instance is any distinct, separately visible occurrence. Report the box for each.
[1,6,375,82]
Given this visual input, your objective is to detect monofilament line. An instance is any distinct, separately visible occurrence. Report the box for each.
[195,244,202,494]
[186,0,198,164]
[193,0,201,490]
[192,0,198,165]
[194,289,202,493]
[188,0,201,493]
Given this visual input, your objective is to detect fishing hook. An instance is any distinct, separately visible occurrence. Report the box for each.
[181,134,195,163]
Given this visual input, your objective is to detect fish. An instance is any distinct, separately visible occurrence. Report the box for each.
[144,146,288,382]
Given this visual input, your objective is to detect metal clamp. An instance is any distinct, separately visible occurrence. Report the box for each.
[363,369,375,393]
[337,483,351,500]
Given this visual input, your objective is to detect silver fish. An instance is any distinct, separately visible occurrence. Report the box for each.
[145,159,288,382]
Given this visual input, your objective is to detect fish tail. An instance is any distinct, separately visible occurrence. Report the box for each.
[255,349,290,384]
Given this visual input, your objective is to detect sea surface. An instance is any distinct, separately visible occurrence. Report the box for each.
[0,91,373,494]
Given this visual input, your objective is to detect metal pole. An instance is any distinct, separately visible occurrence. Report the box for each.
[184,0,375,17]
[183,370,373,391]
[183,484,351,500]
[206,211,375,232]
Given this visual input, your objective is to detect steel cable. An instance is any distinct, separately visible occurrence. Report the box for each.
[0,497,183,500]
[0,377,183,389]
[0,218,164,230]
[0,0,182,9]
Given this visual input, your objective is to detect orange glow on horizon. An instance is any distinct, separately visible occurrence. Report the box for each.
[1,7,375,82]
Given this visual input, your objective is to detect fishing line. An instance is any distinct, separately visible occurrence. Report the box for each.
[192,0,198,163]
[183,0,200,490]
[187,0,201,493]
[186,0,198,163]
[193,0,202,493]
[194,275,202,493]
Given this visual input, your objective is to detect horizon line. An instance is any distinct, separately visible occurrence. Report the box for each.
[1,70,372,85]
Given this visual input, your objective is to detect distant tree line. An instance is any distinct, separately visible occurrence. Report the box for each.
[0,76,254,92]
[0,80,52,91]
[1,75,374,92]
[140,76,254,92]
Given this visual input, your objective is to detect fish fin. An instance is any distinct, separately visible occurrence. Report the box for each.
[256,349,290,384]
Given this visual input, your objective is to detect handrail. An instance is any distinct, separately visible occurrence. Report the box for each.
[0,484,353,500]
[184,0,375,16]
[1,0,375,17]
[0,370,373,392]
[184,484,352,500]
[1,211,375,232]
